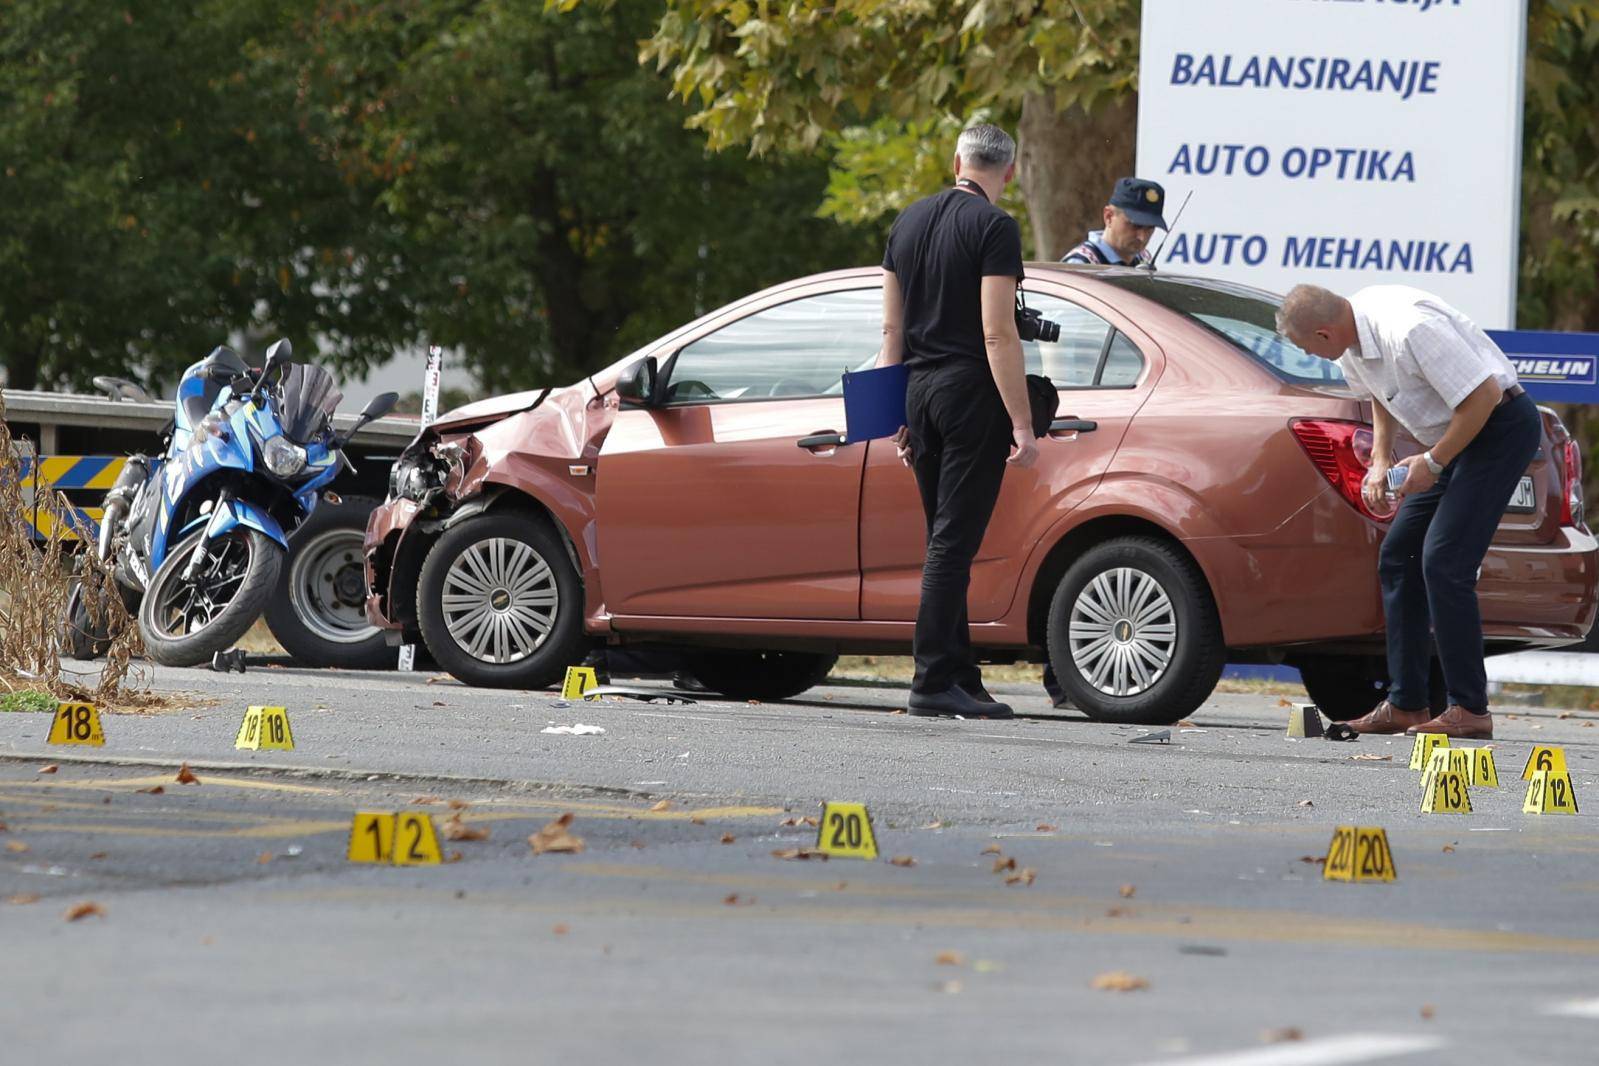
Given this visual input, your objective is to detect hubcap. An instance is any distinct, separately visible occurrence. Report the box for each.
[289,529,382,645]
[440,537,559,665]
[1068,567,1177,697]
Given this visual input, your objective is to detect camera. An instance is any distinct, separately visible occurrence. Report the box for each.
[1015,294,1060,343]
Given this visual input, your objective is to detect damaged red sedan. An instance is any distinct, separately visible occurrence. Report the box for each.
[364,266,1596,724]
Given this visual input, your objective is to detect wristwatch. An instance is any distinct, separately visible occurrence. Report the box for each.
[1421,451,1445,476]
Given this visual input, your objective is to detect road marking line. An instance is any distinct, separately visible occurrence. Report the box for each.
[7,773,338,795]
[1543,998,1599,1018]
[1132,1034,1445,1065]
[12,819,349,840]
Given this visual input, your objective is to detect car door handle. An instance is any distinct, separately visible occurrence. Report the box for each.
[797,431,846,450]
[1049,418,1098,435]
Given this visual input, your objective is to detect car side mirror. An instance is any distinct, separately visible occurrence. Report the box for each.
[616,357,658,407]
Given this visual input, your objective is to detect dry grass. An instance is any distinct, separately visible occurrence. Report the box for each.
[0,390,168,712]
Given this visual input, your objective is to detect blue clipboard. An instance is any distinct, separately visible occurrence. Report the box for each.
[842,362,909,444]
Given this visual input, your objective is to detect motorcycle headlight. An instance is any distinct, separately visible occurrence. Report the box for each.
[263,436,308,478]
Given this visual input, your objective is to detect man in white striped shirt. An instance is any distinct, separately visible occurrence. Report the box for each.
[1277,284,1539,740]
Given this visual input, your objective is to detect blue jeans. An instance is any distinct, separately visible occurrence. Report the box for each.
[1379,393,1540,713]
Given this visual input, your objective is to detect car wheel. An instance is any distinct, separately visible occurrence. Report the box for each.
[681,650,838,702]
[1045,537,1224,725]
[264,496,392,669]
[417,513,587,689]
[1296,656,1447,722]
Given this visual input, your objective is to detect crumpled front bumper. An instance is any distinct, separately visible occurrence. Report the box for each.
[363,496,425,631]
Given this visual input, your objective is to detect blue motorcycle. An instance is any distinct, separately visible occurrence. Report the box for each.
[68,340,397,666]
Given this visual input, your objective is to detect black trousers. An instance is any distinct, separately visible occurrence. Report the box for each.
[906,359,1013,695]
[1379,392,1540,713]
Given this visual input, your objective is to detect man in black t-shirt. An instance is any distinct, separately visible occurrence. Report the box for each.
[878,123,1038,720]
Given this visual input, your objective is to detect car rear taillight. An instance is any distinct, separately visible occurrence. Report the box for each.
[1291,419,1391,522]
[1559,438,1587,530]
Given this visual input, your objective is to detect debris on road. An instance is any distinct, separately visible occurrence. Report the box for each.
[175,763,200,785]
[1091,971,1148,992]
[1129,730,1170,745]
[541,724,606,736]
[441,815,490,842]
[1261,1028,1304,1044]
[1005,868,1036,886]
[1119,884,1136,898]
[720,833,735,844]
[37,764,57,774]
[650,800,672,812]
[8,894,40,905]
[137,786,164,795]
[528,813,585,854]
[935,951,965,966]
[888,855,917,867]
[771,848,827,861]
[1036,823,1057,832]
[63,901,105,922]
[6,841,29,853]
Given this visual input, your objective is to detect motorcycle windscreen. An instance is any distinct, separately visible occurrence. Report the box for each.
[276,364,344,444]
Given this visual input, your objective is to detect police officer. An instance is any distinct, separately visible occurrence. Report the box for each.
[879,123,1038,720]
[1061,177,1168,267]
[1277,284,1537,740]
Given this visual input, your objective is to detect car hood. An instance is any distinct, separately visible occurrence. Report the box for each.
[430,389,550,431]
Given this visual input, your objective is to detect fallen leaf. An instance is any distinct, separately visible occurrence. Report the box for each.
[834,881,848,891]
[1119,884,1136,898]
[1261,1028,1304,1044]
[1091,971,1148,992]
[650,800,672,812]
[444,851,463,864]
[1584,721,1595,729]
[1420,1004,1436,1020]
[1176,719,1198,727]
[981,843,1003,855]
[412,795,441,805]
[432,701,447,707]
[779,815,819,828]
[1296,799,1314,808]
[0,821,6,832]
[723,894,740,906]
[1105,906,1130,918]
[690,815,706,825]
[528,813,585,855]
[629,839,645,849]
[441,815,490,842]
[935,951,965,966]
[6,841,29,853]
[256,852,273,865]
[8,894,40,905]
[37,764,58,774]
[771,848,827,861]
[88,852,106,861]
[992,857,1016,873]
[720,833,735,844]
[425,675,450,684]
[889,855,917,867]
[1036,823,1057,832]
[175,763,200,785]
[1558,711,1574,719]
[923,820,945,830]
[1299,855,1327,865]
[1006,868,1037,886]
[935,979,963,994]
[1441,844,1456,853]
[63,901,105,922]
[1276,698,1293,708]
[446,799,470,810]
[890,708,906,715]
[137,786,165,795]
[1351,754,1393,762]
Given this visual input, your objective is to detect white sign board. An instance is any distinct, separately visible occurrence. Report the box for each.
[1136,0,1526,328]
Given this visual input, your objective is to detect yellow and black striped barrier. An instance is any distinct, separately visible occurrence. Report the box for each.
[14,454,127,542]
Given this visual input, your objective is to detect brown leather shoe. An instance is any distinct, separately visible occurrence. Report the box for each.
[1347,700,1434,735]
[1406,704,1493,740]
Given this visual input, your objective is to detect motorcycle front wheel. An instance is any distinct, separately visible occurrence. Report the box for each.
[139,527,283,667]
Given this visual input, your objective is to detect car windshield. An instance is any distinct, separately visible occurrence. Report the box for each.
[1096,274,1347,386]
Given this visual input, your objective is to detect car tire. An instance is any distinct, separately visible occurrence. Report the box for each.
[416,513,586,689]
[681,650,838,702]
[1296,656,1448,722]
[264,496,392,669]
[1045,536,1224,725]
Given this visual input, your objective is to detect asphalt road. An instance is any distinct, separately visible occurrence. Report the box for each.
[3,662,1598,1066]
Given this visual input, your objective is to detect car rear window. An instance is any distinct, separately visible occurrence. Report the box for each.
[1097,274,1347,386]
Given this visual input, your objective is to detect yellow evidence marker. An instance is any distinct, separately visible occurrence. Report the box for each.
[1285,703,1324,738]
[234,706,295,750]
[1421,746,1472,793]
[47,702,105,747]
[561,666,600,701]
[815,801,879,860]
[1323,825,1397,883]
[1469,748,1499,788]
[1420,770,1472,814]
[1521,746,1569,781]
[1523,771,1580,815]
[391,812,443,865]
[348,812,396,863]
[1408,733,1449,771]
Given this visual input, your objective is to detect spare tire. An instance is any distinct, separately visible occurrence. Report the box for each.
[265,496,392,669]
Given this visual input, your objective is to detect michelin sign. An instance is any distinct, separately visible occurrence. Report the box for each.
[1137,0,1527,329]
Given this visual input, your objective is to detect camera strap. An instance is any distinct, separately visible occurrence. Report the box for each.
[953,178,988,201]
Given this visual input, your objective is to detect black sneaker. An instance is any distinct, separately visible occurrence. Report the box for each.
[908,687,1014,719]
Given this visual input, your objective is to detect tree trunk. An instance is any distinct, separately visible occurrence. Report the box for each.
[1016,92,1138,262]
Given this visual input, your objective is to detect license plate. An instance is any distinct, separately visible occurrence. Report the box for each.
[1507,476,1537,514]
